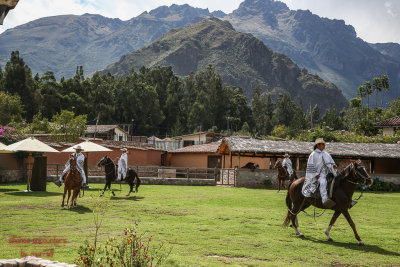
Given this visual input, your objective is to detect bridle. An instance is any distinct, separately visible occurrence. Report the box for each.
[343,163,371,186]
[98,157,116,176]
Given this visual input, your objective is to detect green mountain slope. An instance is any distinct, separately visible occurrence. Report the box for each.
[102,18,348,111]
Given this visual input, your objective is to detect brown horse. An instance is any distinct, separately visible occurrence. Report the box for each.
[274,160,297,192]
[283,160,373,245]
[61,154,81,208]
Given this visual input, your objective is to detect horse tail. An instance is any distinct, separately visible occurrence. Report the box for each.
[283,182,293,227]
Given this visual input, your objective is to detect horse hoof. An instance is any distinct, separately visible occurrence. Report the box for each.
[297,233,304,238]
[327,237,333,242]
[100,193,104,197]
[358,241,364,246]
[126,193,130,197]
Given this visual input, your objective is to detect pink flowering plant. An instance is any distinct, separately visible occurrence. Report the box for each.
[0,124,25,145]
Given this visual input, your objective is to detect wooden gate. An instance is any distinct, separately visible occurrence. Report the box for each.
[217,168,236,186]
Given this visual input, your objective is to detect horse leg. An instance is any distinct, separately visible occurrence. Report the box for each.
[62,186,67,207]
[108,181,115,196]
[71,189,79,208]
[342,210,364,246]
[325,210,341,242]
[126,181,133,197]
[277,178,281,193]
[100,183,108,197]
[66,189,71,208]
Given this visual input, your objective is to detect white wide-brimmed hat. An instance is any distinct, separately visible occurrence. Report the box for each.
[121,148,127,152]
[284,153,290,157]
[74,145,84,151]
[314,138,326,150]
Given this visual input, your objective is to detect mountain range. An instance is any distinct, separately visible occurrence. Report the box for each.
[102,18,347,110]
[0,0,399,103]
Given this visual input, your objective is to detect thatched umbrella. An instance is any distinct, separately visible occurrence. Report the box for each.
[1,137,59,192]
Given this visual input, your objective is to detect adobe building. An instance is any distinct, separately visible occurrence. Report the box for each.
[217,136,400,187]
[374,115,400,135]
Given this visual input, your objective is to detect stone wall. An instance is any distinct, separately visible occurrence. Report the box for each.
[373,174,400,185]
[47,176,215,186]
[235,169,305,188]
[0,257,77,266]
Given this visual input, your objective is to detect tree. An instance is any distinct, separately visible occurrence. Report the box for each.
[28,112,51,133]
[364,81,373,109]
[4,51,37,121]
[51,110,87,142]
[380,74,390,107]
[0,92,24,124]
[357,85,366,107]
[321,107,344,130]
[372,77,382,109]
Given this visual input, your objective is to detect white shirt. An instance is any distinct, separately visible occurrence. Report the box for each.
[302,149,336,197]
[282,158,293,176]
[118,152,128,180]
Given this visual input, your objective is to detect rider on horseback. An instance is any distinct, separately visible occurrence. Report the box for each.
[282,153,293,178]
[117,148,128,181]
[302,138,337,208]
[54,145,89,189]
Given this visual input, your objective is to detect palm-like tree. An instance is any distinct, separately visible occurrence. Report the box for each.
[372,77,382,109]
[364,81,372,108]
[357,85,366,107]
[380,74,390,107]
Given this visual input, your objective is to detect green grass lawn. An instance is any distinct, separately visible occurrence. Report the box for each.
[0,183,399,266]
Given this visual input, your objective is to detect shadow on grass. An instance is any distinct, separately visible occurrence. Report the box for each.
[61,205,92,214]
[0,188,19,192]
[5,191,63,197]
[304,236,400,257]
[110,195,145,201]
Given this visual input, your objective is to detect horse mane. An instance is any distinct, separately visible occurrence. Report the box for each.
[333,163,353,189]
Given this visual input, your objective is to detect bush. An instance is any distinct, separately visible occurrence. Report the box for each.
[367,179,400,192]
[76,225,170,267]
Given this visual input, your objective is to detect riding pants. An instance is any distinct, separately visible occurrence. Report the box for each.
[319,175,328,204]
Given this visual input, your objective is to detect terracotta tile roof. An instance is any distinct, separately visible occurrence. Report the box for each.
[170,141,221,153]
[374,116,400,127]
[218,137,400,159]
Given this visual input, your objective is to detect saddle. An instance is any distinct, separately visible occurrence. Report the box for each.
[309,173,336,199]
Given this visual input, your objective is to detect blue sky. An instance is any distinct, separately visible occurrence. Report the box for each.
[1,0,399,44]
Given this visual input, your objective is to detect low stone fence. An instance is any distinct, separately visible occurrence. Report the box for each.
[373,174,400,185]
[235,169,305,189]
[47,176,216,186]
[0,257,77,266]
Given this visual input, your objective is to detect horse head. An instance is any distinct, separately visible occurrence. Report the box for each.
[69,154,77,171]
[274,160,282,169]
[97,155,109,167]
[343,160,373,187]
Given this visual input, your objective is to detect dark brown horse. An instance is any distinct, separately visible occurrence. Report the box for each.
[97,156,141,197]
[274,160,297,192]
[62,154,81,208]
[283,160,373,245]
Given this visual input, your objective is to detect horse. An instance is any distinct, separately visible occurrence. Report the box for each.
[61,154,81,208]
[274,160,297,192]
[283,160,373,246]
[97,156,141,197]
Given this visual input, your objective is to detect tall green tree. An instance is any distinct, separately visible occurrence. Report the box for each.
[372,77,382,109]
[4,51,37,121]
[0,92,24,124]
[380,74,390,107]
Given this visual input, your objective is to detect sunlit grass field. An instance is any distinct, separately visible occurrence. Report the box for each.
[0,183,399,266]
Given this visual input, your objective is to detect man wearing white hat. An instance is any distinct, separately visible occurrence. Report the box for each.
[302,138,337,208]
[282,153,293,178]
[117,148,128,181]
[55,145,89,189]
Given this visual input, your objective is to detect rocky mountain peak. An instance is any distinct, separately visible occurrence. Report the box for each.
[233,0,289,16]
